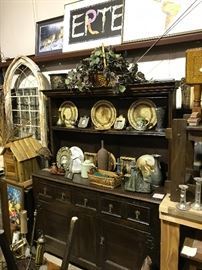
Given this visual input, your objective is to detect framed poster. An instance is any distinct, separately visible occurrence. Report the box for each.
[35,16,64,56]
[7,183,24,226]
[122,0,202,43]
[63,0,123,52]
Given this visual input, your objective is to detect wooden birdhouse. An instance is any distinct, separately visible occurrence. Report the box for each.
[2,137,43,182]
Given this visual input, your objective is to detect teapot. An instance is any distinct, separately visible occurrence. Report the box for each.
[81,159,95,178]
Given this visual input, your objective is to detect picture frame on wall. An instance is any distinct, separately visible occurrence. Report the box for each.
[35,16,64,56]
[122,0,202,44]
[63,0,123,53]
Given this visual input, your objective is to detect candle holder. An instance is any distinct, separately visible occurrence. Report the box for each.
[191,177,202,211]
[176,184,191,211]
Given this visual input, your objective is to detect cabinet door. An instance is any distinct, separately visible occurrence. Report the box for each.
[71,189,98,270]
[37,199,73,257]
[100,219,153,270]
[71,209,98,270]
[34,178,72,251]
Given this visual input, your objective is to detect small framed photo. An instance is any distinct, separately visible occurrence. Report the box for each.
[35,16,64,56]
[78,116,90,128]
[84,152,97,165]
[120,156,136,174]
[114,115,126,130]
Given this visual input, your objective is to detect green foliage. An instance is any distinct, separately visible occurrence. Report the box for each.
[65,46,146,93]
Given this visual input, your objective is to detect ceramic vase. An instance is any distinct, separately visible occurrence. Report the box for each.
[97,140,109,170]
[56,110,63,126]
[151,154,162,188]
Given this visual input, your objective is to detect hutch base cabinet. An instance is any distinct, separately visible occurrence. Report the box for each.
[32,170,161,270]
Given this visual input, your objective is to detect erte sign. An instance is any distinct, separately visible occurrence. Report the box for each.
[63,0,123,52]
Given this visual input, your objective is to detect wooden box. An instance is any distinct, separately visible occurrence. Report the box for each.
[186,47,202,84]
[2,137,42,182]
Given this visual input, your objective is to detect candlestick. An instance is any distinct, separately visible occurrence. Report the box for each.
[20,210,28,234]
[191,177,202,211]
[176,184,190,211]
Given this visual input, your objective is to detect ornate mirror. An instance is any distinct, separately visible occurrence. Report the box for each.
[3,56,50,146]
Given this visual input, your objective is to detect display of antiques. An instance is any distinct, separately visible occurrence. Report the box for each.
[64,45,146,93]
[56,98,166,132]
[48,138,164,193]
[50,89,168,193]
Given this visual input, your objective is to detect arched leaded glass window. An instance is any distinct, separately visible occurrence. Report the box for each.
[3,56,50,146]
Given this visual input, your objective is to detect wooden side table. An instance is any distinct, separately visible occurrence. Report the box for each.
[159,194,202,270]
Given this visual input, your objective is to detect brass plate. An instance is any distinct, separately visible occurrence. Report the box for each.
[56,146,72,169]
[59,101,78,126]
[128,99,157,130]
[91,100,117,130]
[108,152,116,171]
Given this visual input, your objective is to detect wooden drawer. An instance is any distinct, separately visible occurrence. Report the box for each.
[100,197,122,218]
[54,185,71,203]
[34,180,70,203]
[72,189,97,212]
[125,203,150,226]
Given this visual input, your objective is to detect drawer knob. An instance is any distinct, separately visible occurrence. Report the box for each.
[100,236,105,245]
[84,198,88,207]
[108,203,113,213]
[61,192,65,200]
[43,187,47,195]
[135,210,140,220]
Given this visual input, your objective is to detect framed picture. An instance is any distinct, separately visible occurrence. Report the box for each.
[7,183,24,226]
[122,0,202,44]
[63,0,123,53]
[78,116,90,128]
[35,16,64,56]
[84,152,97,165]
[120,156,136,174]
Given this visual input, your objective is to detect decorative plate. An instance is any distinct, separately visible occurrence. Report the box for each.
[108,152,116,171]
[91,100,117,130]
[70,146,84,173]
[56,146,72,169]
[127,99,157,130]
[59,101,78,126]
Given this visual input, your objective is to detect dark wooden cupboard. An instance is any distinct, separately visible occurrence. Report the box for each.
[32,170,160,270]
[32,81,178,269]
